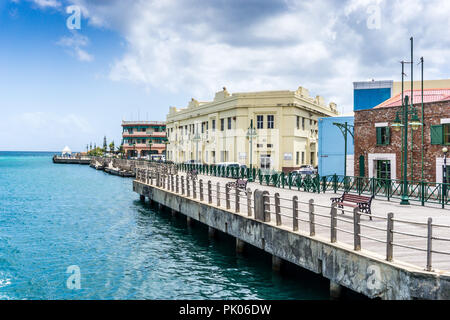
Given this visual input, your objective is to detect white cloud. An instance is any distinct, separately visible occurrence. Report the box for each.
[67,0,450,111]
[31,0,61,8]
[57,33,94,62]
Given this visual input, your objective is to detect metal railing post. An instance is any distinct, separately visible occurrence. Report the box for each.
[192,178,197,199]
[331,203,337,243]
[293,196,298,231]
[309,199,315,236]
[263,191,270,222]
[199,179,204,201]
[386,213,394,262]
[187,178,190,197]
[171,175,174,192]
[353,207,361,251]
[247,188,252,217]
[181,176,185,195]
[426,217,433,271]
[208,180,212,204]
[176,175,179,193]
[226,184,230,210]
[217,182,221,207]
[235,187,240,213]
[275,193,281,226]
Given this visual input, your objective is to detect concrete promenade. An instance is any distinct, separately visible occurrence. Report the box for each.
[187,172,450,273]
[134,169,450,299]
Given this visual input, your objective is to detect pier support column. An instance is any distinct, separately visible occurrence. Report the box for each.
[272,255,283,272]
[140,195,145,202]
[171,209,177,217]
[329,281,343,300]
[186,216,193,227]
[236,238,245,254]
[208,226,216,238]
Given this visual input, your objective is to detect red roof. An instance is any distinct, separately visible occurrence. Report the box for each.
[374,88,450,108]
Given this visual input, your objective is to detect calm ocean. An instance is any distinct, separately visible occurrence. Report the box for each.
[0,151,329,300]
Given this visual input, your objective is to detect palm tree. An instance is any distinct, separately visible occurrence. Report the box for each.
[109,141,115,154]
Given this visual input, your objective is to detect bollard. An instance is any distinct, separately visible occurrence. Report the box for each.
[309,199,315,236]
[330,203,337,243]
[216,182,221,207]
[426,217,433,271]
[226,184,230,210]
[208,181,212,204]
[386,212,394,262]
[353,207,361,251]
[199,179,204,201]
[247,188,252,217]
[275,193,281,226]
[292,196,298,231]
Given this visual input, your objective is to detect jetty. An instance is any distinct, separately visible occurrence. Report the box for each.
[133,167,450,300]
[52,155,91,164]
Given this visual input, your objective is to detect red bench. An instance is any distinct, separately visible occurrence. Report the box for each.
[331,192,374,220]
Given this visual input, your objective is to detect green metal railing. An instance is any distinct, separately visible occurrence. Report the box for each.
[174,163,449,208]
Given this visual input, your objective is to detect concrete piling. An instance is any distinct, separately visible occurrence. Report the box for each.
[329,281,343,300]
[236,238,245,254]
[272,255,283,272]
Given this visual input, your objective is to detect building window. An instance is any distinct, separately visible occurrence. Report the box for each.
[301,152,305,165]
[296,152,299,165]
[257,144,263,148]
[212,119,216,131]
[302,117,305,130]
[376,160,391,180]
[267,115,274,129]
[220,119,224,131]
[260,155,271,170]
[228,117,232,130]
[376,127,390,145]
[445,124,450,145]
[267,144,273,148]
[201,122,204,133]
[296,116,300,129]
[257,115,264,129]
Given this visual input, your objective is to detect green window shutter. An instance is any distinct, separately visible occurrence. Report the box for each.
[376,127,382,145]
[431,125,443,145]
[386,127,390,145]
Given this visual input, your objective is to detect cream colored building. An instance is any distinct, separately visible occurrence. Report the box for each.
[166,87,339,172]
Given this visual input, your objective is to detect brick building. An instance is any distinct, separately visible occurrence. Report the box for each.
[354,92,450,183]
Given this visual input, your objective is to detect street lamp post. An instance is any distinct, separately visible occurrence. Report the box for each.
[391,95,423,205]
[246,119,257,176]
[443,147,448,198]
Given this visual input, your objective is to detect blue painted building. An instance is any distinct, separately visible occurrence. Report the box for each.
[318,80,394,176]
[318,115,354,176]
[353,80,393,111]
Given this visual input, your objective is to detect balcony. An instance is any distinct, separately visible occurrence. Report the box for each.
[122,131,167,138]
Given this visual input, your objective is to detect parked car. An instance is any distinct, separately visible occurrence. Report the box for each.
[298,165,316,175]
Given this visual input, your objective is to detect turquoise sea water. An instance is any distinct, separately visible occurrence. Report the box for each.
[0,152,330,300]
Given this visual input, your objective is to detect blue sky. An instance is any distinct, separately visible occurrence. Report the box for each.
[1,0,449,151]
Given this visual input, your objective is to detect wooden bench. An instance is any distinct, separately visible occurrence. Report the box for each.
[226,179,248,191]
[331,192,374,220]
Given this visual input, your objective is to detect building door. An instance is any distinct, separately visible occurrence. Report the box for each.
[376,160,391,180]
[260,154,271,172]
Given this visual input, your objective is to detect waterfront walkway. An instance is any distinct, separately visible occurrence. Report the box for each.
[168,171,450,274]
